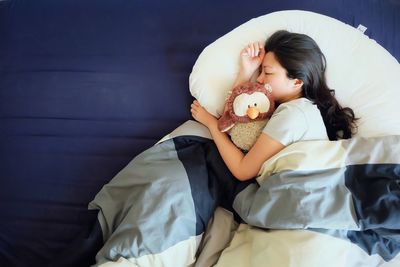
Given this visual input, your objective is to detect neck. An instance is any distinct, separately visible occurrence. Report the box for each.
[278,91,303,104]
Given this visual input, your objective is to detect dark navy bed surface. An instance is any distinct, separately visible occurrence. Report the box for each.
[0,0,399,266]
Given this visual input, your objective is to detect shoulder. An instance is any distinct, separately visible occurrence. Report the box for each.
[272,98,323,125]
[275,98,315,113]
[262,98,325,146]
[270,98,311,122]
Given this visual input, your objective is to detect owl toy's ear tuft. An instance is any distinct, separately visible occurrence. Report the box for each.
[264,83,272,93]
[218,110,235,132]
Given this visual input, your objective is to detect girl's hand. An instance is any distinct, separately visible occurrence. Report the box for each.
[191,100,217,129]
[239,41,265,79]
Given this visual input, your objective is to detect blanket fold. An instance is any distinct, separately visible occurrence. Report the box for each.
[233,135,400,261]
[88,134,251,266]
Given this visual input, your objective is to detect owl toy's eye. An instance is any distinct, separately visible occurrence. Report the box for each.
[254,103,257,107]
[248,105,250,108]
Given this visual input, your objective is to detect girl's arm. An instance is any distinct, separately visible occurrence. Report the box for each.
[232,41,265,88]
[191,41,282,180]
[191,100,284,181]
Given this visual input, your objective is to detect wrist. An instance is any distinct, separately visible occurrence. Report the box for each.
[238,70,253,80]
[233,71,252,87]
[206,118,218,131]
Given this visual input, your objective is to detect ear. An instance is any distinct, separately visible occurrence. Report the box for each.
[292,78,304,91]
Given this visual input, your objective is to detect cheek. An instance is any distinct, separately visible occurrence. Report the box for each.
[261,75,273,86]
[267,79,280,91]
[269,80,286,98]
[270,75,289,91]
[263,75,284,94]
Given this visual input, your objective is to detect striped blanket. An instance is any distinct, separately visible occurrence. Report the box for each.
[86,122,400,266]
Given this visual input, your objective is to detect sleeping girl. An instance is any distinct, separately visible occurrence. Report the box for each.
[190,30,358,181]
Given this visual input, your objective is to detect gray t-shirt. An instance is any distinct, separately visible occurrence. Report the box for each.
[263,98,329,146]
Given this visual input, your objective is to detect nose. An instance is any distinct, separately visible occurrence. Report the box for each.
[256,73,264,84]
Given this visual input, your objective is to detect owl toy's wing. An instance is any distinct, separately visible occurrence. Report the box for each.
[217,110,235,132]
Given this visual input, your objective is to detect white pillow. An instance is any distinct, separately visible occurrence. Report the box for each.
[189,10,400,137]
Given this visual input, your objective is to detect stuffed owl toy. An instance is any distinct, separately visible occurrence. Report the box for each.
[218,82,275,151]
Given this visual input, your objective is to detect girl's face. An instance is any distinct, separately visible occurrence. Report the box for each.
[256,52,303,103]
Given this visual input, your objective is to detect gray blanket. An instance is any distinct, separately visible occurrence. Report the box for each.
[89,131,400,266]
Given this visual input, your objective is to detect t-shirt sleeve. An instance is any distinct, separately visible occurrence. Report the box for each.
[262,104,308,146]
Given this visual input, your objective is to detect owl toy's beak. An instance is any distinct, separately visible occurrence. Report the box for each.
[247,107,260,119]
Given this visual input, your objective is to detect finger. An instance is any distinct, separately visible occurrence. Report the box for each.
[250,43,256,57]
[243,45,251,57]
[253,43,259,57]
[259,47,265,58]
[246,46,251,57]
[246,44,252,57]
[251,43,258,57]
[258,41,264,50]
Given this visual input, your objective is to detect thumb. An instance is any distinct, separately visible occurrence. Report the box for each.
[258,46,265,59]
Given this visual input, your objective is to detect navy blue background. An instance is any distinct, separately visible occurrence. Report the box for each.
[0,0,399,266]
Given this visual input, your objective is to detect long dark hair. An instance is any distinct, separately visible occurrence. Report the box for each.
[264,30,358,140]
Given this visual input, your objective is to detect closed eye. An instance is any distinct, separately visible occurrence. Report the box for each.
[264,72,272,75]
